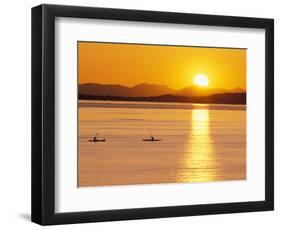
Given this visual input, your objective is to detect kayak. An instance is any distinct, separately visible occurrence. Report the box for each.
[89,139,106,142]
[142,139,161,142]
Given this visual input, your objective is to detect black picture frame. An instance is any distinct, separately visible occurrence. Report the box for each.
[31,4,274,225]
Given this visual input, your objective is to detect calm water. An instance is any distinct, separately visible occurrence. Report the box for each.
[78,100,246,187]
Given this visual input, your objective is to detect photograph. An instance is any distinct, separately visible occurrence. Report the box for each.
[78,41,247,187]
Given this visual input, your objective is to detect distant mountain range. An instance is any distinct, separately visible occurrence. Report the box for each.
[79,83,245,98]
[79,83,246,104]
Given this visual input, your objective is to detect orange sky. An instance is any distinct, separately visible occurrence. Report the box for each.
[78,42,246,90]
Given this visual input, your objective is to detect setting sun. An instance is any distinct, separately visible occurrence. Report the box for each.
[79,42,246,90]
[193,74,209,87]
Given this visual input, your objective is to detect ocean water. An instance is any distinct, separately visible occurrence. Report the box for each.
[78,100,246,187]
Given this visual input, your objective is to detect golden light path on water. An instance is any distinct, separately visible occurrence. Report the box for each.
[179,108,216,182]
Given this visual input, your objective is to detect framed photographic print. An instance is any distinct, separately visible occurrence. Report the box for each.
[31,4,274,225]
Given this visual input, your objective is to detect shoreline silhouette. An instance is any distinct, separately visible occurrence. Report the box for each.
[79,92,246,105]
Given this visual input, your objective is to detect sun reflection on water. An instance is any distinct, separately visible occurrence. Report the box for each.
[178,109,216,182]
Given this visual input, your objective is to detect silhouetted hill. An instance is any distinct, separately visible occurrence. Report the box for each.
[79,92,246,105]
[130,83,174,97]
[79,83,174,97]
[79,83,245,98]
[79,83,132,97]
